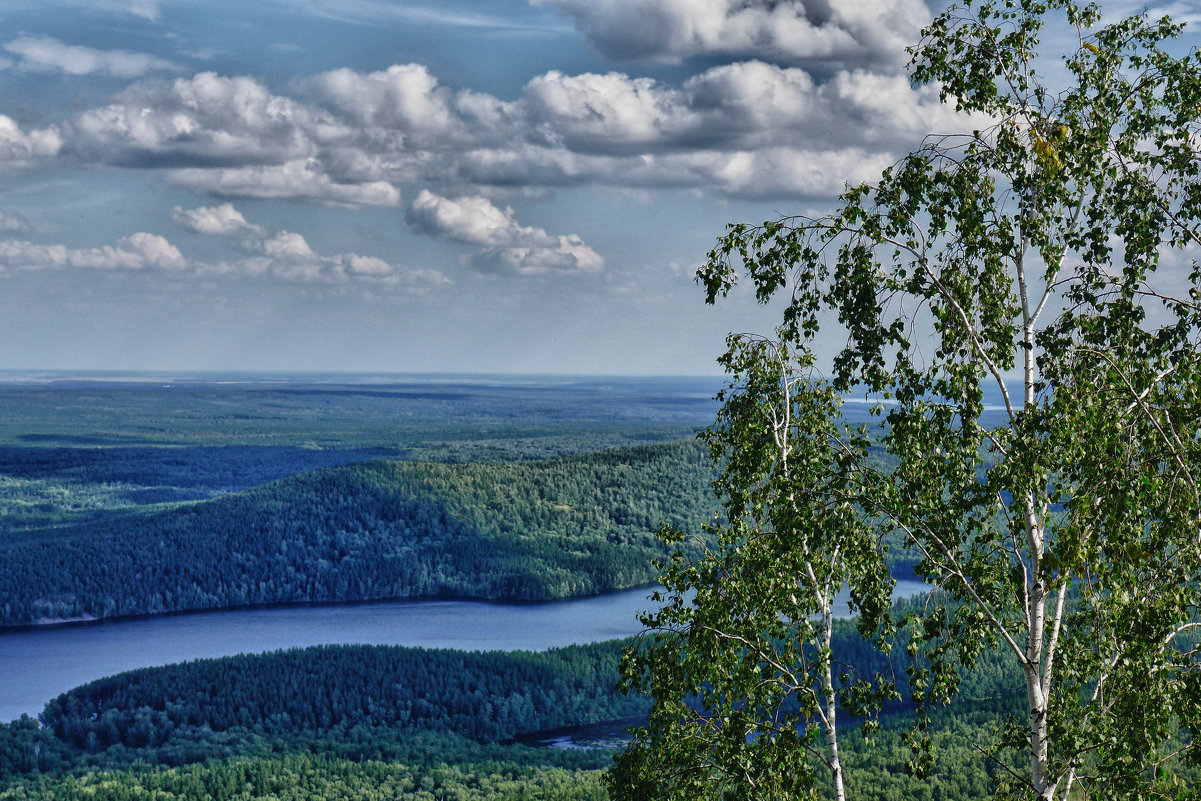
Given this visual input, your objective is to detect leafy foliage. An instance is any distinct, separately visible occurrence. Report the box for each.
[622,0,1201,798]
[611,342,899,801]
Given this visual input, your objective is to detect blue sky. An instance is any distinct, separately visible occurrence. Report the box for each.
[0,0,1193,375]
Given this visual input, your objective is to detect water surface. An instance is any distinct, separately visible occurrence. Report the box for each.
[1,580,927,722]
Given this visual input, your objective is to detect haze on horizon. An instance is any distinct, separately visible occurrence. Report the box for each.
[0,0,1191,376]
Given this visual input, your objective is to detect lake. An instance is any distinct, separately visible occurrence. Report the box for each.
[0,580,928,723]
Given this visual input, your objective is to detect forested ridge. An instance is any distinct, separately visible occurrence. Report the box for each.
[0,441,715,627]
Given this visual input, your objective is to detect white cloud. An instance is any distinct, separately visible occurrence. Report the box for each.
[51,54,972,202]
[0,210,31,234]
[205,248,449,289]
[344,253,392,276]
[0,115,62,169]
[408,191,523,247]
[0,232,185,271]
[0,227,445,291]
[0,240,67,271]
[408,189,603,275]
[471,235,604,276]
[257,230,316,259]
[170,159,401,206]
[522,71,688,153]
[67,72,335,167]
[4,36,179,77]
[662,146,897,198]
[520,62,964,155]
[168,204,446,290]
[532,0,929,67]
[303,64,465,143]
[341,60,965,196]
[171,203,265,237]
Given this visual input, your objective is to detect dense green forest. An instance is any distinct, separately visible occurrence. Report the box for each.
[40,641,648,752]
[0,754,610,801]
[0,714,1019,801]
[0,441,716,626]
[0,629,1040,801]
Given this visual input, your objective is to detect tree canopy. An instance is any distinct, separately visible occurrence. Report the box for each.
[613,1,1201,799]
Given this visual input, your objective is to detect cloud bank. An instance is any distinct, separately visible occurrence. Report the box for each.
[0,232,184,272]
[0,203,449,291]
[169,202,448,288]
[47,57,966,201]
[532,0,929,67]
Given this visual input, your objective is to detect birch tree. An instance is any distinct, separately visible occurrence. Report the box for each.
[609,337,896,800]
[616,0,1201,798]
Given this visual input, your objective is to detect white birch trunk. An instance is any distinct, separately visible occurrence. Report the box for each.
[821,602,846,801]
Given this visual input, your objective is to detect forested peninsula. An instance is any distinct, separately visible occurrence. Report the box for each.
[0,442,715,628]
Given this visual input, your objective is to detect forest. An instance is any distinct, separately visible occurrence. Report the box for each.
[39,641,649,751]
[0,441,716,626]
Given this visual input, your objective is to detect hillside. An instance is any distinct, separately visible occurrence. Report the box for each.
[0,441,715,627]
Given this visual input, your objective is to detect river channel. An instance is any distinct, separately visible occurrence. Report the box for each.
[1,580,928,723]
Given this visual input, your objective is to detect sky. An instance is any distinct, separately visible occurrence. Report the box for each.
[0,0,1194,375]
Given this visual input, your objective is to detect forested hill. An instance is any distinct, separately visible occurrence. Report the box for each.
[38,641,645,756]
[0,441,715,628]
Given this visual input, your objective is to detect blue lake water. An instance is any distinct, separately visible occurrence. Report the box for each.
[0,580,928,723]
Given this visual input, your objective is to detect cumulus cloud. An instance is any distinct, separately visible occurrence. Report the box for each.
[337,60,965,197]
[521,62,965,155]
[167,203,446,289]
[4,36,179,77]
[0,232,185,271]
[67,72,337,167]
[533,0,929,67]
[302,64,466,143]
[50,54,971,201]
[0,115,62,169]
[408,189,603,275]
[0,227,445,290]
[208,242,449,288]
[170,159,401,206]
[171,202,265,237]
[659,146,898,197]
[522,71,686,153]
[256,230,316,259]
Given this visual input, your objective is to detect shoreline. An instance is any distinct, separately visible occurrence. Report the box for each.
[1,583,666,634]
